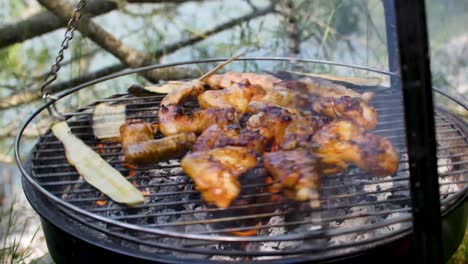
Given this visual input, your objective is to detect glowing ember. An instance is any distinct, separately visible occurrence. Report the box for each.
[96,143,105,154]
[96,194,107,206]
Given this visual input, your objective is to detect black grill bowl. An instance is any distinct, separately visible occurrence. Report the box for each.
[22,177,468,263]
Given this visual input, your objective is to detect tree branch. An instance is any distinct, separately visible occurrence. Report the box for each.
[0,0,201,49]
[0,116,52,140]
[38,0,152,70]
[0,4,276,110]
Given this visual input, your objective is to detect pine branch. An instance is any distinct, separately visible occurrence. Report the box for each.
[0,4,276,110]
[0,0,202,49]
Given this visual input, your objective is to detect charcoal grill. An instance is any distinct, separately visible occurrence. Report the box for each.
[15,57,468,263]
[14,0,468,263]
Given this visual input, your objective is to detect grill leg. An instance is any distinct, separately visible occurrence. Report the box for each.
[393,0,444,263]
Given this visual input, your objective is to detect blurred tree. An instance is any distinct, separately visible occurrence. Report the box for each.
[3,0,465,163]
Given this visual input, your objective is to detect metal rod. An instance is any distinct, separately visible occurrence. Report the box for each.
[383,0,401,90]
[393,0,443,262]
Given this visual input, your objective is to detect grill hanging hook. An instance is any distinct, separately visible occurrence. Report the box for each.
[40,0,87,120]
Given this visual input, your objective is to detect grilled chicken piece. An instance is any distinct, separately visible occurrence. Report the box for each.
[159,105,238,136]
[250,84,377,130]
[119,121,196,164]
[160,80,204,106]
[204,72,282,90]
[311,120,399,176]
[193,124,269,153]
[311,96,377,130]
[279,115,330,150]
[158,81,239,136]
[198,79,266,113]
[246,105,295,150]
[204,71,373,102]
[181,146,258,208]
[246,104,332,151]
[284,77,374,102]
[119,120,159,149]
[264,150,321,204]
[123,132,197,164]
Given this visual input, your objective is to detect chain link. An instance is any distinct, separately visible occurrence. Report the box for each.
[41,0,87,100]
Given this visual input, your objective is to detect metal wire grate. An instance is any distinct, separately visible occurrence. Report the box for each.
[25,83,467,261]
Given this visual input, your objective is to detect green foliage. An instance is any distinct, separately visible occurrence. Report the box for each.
[0,198,39,264]
[448,226,468,264]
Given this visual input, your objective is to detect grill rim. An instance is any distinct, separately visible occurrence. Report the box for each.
[15,57,467,259]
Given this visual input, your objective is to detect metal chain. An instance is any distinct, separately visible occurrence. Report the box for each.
[41,0,87,100]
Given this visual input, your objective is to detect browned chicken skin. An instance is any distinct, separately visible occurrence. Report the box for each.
[250,84,377,130]
[264,150,321,203]
[160,80,204,106]
[204,72,373,102]
[202,72,376,130]
[246,105,295,150]
[279,115,330,150]
[311,120,399,176]
[181,146,258,208]
[158,81,239,136]
[123,133,197,164]
[159,105,239,136]
[119,120,159,150]
[289,77,374,102]
[198,79,265,113]
[246,104,331,151]
[119,120,196,164]
[193,124,269,153]
[310,96,377,130]
[205,72,281,90]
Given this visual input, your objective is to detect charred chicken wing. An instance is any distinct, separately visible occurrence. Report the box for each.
[250,84,377,130]
[311,120,399,176]
[198,79,266,113]
[181,146,258,208]
[204,72,281,91]
[193,124,270,153]
[246,105,295,150]
[159,81,239,136]
[288,77,374,102]
[264,149,321,204]
[278,115,330,150]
